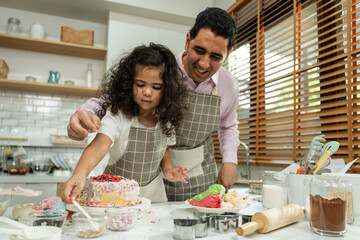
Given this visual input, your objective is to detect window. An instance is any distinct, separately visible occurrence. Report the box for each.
[225,0,360,172]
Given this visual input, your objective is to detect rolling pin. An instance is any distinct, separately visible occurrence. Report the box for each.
[236,204,304,236]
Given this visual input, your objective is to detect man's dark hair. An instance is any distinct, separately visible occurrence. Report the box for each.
[189,7,236,52]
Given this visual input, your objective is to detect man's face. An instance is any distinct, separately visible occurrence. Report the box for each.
[183,28,230,85]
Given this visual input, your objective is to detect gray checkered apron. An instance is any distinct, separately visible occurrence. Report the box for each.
[104,119,168,202]
[164,90,221,201]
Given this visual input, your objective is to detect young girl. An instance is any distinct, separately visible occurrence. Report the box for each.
[62,43,189,203]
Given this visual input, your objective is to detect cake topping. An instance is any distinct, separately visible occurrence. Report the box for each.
[91,174,128,182]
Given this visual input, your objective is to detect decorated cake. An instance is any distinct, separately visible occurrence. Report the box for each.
[78,174,141,207]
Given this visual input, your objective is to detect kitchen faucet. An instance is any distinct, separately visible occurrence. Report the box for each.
[239,141,250,179]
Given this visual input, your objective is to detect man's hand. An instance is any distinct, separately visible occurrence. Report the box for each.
[217,162,237,192]
[67,109,100,141]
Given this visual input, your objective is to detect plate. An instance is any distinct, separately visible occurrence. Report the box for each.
[185,200,250,213]
[66,197,151,216]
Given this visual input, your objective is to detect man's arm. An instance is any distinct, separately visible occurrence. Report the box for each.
[67,97,106,141]
[216,85,240,191]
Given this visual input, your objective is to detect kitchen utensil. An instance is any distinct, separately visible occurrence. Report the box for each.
[47,71,60,84]
[312,150,331,175]
[72,201,100,231]
[236,204,304,236]
[339,157,359,174]
[310,141,339,175]
[235,179,263,184]
[173,219,197,240]
[310,135,326,150]
[214,215,231,233]
[195,219,207,238]
[220,212,239,229]
[320,141,339,157]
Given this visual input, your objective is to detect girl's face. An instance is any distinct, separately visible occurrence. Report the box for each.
[133,65,164,114]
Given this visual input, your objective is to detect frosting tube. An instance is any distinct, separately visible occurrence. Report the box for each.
[189,194,223,208]
[190,184,225,200]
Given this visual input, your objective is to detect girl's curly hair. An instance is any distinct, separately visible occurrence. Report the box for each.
[100,43,188,137]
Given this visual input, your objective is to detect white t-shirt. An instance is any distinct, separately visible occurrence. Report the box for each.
[98,110,175,165]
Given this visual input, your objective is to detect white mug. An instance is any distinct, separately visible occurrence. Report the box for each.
[30,22,45,39]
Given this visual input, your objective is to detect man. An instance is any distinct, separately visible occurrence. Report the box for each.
[67,7,240,201]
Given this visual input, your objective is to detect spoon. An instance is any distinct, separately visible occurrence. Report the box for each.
[72,200,100,231]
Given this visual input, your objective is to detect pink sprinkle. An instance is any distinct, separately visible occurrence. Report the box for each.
[151,221,155,224]
[146,211,152,214]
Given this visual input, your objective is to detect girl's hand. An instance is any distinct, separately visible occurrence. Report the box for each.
[61,175,86,204]
[164,166,190,184]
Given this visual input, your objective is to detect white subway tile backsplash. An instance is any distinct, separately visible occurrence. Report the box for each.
[3,104,20,112]
[2,118,19,126]
[19,119,35,127]
[0,96,11,104]
[29,99,45,106]
[4,89,21,97]
[28,112,44,120]
[1,89,89,159]
[0,111,11,118]
[35,120,51,128]
[11,112,28,119]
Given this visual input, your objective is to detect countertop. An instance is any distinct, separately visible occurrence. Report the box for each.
[0,173,69,183]
[1,187,360,240]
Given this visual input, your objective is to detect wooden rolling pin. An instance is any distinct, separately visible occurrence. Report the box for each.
[236,204,304,236]
[235,179,263,184]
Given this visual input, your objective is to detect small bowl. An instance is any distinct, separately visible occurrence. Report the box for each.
[29,210,68,228]
[106,208,139,231]
[25,76,36,82]
[0,194,11,216]
[32,164,53,175]
[64,80,75,85]
[72,212,106,238]
[6,161,31,175]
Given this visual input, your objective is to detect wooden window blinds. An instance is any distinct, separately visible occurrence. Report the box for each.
[222,0,360,172]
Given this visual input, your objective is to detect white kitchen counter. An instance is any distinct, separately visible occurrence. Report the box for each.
[1,188,359,240]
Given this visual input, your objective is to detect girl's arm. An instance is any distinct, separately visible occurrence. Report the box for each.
[61,133,112,203]
[161,147,190,183]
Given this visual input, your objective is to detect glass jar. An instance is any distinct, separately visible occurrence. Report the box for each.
[6,17,21,35]
[262,171,287,209]
[310,177,347,236]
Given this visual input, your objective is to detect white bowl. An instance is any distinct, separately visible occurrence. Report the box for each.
[10,226,61,240]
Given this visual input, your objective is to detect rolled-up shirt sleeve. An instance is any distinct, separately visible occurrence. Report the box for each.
[79,97,106,119]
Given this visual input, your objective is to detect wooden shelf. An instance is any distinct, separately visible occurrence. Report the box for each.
[0,33,107,60]
[0,78,101,97]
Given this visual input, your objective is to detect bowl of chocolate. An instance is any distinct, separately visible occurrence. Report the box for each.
[29,209,68,228]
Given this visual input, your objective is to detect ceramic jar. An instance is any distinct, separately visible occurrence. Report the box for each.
[30,22,45,39]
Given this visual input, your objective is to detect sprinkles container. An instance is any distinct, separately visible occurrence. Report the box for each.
[106,208,139,231]
[72,212,106,238]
